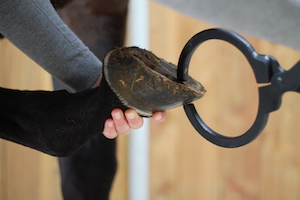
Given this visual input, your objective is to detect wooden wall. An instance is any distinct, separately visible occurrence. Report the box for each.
[0,1,300,200]
[149,2,300,200]
[0,39,62,199]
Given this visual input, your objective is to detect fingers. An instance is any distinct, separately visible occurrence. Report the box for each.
[111,108,131,135]
[125,109,143,129]
[103,109,166,139]
[103,118,118,139]
[103,109,143,139]
[151,111,167,122]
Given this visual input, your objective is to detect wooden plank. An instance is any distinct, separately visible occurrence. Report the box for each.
[0,39,62,200]
[149,2,300,200]
[0,37,128,199]
[1,2,300,199]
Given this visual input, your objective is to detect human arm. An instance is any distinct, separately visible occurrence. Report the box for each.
[0,0,101,92]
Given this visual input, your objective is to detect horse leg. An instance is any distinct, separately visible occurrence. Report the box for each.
[55,1,128,199]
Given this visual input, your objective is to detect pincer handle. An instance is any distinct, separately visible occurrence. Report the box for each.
[177,28,281,148]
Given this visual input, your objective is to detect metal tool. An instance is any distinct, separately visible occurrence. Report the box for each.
[177,28,300,148]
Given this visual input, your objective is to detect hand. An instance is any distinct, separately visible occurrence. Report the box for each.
[91,74,166,139]
[103,108,166,139]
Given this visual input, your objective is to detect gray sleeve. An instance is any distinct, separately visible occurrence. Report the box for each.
[154,0,300,52]
[0,0,102,92]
